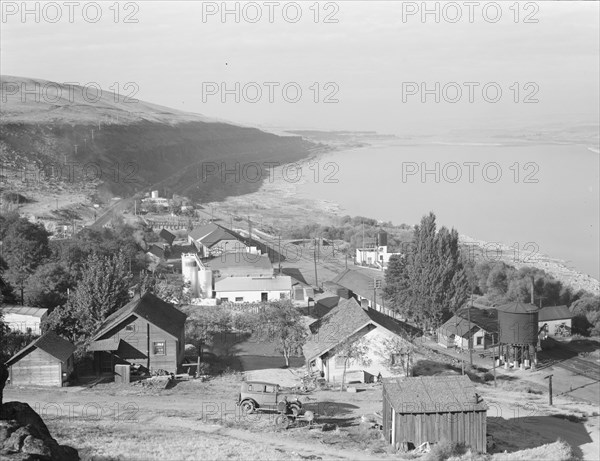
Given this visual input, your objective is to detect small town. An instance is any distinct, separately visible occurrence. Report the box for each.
[1,1,599,461]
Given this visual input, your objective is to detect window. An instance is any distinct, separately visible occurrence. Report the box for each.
[265,385,276,393]
[125,324,135,332]
[476,336,483,346]
[391,353,402,365]
[221,297,229,302]
[280,292,287,299]
[153,341,166,355]
[235,297,244,302]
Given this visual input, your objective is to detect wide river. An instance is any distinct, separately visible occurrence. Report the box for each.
[295,141,600,280]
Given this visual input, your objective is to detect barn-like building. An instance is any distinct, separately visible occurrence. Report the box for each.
[382,375,487,452]
[6,330,76,387]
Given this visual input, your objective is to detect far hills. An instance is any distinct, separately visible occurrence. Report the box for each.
[0,75,317,203]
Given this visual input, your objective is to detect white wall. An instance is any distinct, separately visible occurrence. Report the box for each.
[216,290,290,303]
[312,327,410,383]
[4,313,45,334]
[540,319,572,336]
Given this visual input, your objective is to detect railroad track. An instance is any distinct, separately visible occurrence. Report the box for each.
[554,357,600,381]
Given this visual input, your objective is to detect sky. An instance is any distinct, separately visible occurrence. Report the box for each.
[1,1,599,136]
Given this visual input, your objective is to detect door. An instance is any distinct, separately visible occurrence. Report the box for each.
[261,292,268,302]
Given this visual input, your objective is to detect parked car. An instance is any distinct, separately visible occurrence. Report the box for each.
[236,381,302,414]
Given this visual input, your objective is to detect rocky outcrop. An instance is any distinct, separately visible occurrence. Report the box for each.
[0,402,79,461]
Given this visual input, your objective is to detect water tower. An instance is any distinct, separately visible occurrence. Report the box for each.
[377,230,388,247]
[496,301,539,370]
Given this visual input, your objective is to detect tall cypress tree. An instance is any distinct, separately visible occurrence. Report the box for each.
[385,213,469,330]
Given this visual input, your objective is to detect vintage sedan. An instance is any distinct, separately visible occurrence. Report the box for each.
[236,381,302,414]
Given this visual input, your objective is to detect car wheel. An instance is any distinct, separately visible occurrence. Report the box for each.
[275,414,289,428]
[241,400,256,413]
[290,405,300,416]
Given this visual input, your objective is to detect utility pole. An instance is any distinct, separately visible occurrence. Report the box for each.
[544,374,553,405]
[468,294,473,366]
[313,238,319,289]
[278,235,281,274]
[492,342,497,387]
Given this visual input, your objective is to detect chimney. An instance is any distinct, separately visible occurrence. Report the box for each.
[530,276,535,305]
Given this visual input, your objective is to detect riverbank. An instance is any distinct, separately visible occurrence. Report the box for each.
[206,137,599,296]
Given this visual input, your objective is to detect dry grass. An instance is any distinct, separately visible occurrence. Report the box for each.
[491,440,574,461]
[46,417,306,461]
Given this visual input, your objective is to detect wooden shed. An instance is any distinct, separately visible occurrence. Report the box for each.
[5,330,76,387]
[382,375,487,452]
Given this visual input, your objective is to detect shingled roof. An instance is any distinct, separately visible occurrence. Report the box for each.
[383,375,487,413]
[302,297,417,362]
[6,330,75,366]
[92,292,187,341]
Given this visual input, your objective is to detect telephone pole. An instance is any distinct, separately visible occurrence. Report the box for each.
[468,294,473,366]
[313,238,319,289]
[278,235,282,274]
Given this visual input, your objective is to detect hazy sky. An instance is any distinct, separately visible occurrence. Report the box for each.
[2,1,599,135]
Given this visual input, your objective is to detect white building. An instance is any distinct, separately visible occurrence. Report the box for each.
[214,276,292,303]
[1,306,48,335]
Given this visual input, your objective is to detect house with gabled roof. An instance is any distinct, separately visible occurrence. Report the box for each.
[6,330,76,387]
[188,223,248,257]
[303,298,420,382]
[328,269,393,315]
[88,292,187,375]
[382,375,487,452]
[438,306,499,350]
[538,305,574,336]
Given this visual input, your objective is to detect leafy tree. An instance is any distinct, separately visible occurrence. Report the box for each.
[571,295,600,335]
[24,262,75,310]
[337,336,372,392]
[45,251,132,345]
[378,336,414,377]
[259,300,307,368]
[385,213,469,330]
[0,213,50,302]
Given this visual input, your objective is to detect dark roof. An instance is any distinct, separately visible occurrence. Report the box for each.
[539,305,573,321]
[159,229,176,245]
[281,268,309,286]
[496,302,539,313]
[383,375,487,413]
[303,298,416,361]
[6,330,75,366]
[146,244,166,259]
[330,269,385,305]
[92,292,187,341]
[439,307,499,337]
[188,223,240,248]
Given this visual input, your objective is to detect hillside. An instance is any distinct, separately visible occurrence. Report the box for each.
[0,75,315,202]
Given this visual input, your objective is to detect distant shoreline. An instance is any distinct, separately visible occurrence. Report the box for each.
[207,136,599,295]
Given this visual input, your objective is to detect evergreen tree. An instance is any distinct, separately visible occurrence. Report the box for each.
[385,213,469,330]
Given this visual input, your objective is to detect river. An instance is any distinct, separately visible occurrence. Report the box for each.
[294,140,600,279]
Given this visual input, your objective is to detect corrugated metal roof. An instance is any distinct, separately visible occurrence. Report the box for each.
[383,375,487,413]
[538,305,573,321]
[6,330,75,365]
[215,276,292,292]
[1,306,48,318]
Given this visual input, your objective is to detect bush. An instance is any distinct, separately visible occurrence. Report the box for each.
[424,439,466,461]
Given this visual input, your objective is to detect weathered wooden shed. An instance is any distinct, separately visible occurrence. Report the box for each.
[382,375,487,453]
[6,330,75,387]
